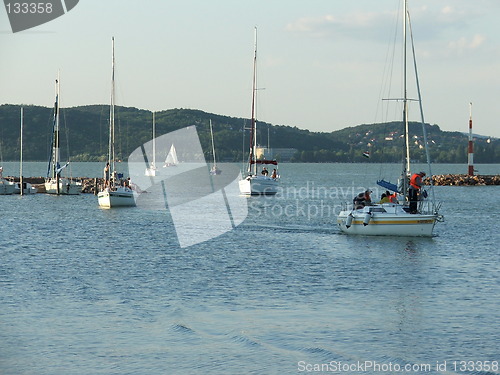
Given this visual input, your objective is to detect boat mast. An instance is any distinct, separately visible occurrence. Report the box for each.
[152,111,156,168]
[109,37,115,189]
[403,0,410,197]
[248,27,258,175]
[20,107,23,196]
[55,75,61,193]
[210,119,217,168]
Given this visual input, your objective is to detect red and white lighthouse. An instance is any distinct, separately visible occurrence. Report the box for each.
[468,102,474,176]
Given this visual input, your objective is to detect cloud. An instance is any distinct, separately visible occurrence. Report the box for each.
[285,4,483,43]
[285,11,394,41]
[447,34,486,55]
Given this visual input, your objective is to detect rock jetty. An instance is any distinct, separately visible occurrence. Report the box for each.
[425,174,500,186]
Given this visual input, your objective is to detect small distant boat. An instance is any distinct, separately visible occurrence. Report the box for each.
[45,75,81,195]
[336,0,442,237]
[145,112,158,176]
[163,144,178,167]
[97,38,135,208]
[209,119,221,175]
[239,27,279,195]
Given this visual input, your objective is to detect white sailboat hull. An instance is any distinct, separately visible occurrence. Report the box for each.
[239,175,279,195]
[0,180,15,195]
[98,187,136,208]
[45,178,81,195]
[14,182,38,195]
[337,204,437,237]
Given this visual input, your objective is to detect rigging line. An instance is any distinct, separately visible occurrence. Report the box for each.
[407,6,436,204]
[376,0,401,124]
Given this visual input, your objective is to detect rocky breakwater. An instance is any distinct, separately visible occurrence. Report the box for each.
[425,174,500,186]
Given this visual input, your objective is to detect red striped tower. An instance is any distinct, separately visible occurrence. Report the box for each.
[468,102,474,176]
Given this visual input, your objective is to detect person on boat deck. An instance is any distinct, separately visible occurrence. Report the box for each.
[389,191,398,204]
[379,192,390,204]
[353,190,372,209]
[271,169,277,179]
[261,167,268,176]
[103,162,110,188]
[409,171,425,213]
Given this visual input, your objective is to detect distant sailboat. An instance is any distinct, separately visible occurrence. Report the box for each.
[97,37,136,208]
[163,144,178,167]
[239,27,279,195]
[209,119,221,175]
[45,75,81,195]
[15,107,37,195]
[145,111,158,176]
[0,142,15,194]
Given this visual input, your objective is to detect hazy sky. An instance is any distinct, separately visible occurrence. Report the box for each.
[1,0,499,137]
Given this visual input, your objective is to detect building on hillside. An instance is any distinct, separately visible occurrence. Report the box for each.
[255,147,297,162]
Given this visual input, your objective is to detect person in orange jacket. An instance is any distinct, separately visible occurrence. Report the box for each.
[409,171,425,213]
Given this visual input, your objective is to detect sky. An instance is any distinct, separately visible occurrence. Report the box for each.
[1,0,499,138]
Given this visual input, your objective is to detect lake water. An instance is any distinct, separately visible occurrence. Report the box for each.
[0,163,499,375]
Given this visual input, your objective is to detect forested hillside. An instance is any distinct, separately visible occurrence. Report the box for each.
[0,104,498,163]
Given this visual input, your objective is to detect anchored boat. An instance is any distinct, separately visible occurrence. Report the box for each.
[239,27,279,196]
[337,0,443,237]
[97,38,135,208]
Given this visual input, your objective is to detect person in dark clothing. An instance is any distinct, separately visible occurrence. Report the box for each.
[409,171,425,213]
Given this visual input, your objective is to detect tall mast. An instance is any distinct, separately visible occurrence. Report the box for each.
[403,0,410,174]
[402,0,410,197]
[20,107,23,196]
[152,111,156,168]
[248,26,258,175]
[210,119,216,167]
[109,37,115,188]
[55,75,61,193]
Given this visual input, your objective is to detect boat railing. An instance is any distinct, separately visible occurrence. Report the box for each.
[418,200,441,215]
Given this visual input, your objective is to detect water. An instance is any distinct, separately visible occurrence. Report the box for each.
[1,163,499,375]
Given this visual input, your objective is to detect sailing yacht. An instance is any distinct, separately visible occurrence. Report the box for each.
[0,167,15,195]
[15,107,38,195]
[97,38,136,208]
[45,76,81,195]
[163,144,178,167]
[145,112,158,176]
[209,119,221,175]
[337,0,442,236]
[239,27,279,195]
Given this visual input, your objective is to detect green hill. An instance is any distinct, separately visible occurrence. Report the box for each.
[0,104,498,163]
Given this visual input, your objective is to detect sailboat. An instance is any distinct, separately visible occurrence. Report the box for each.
[97,37,136,208]
[45,76,81,195]
[209,119,221,175]
[0,143,15,195]
[15,107,37,195]
[337,0,442,236]
[239,27,279,195]
[145,112,158,176]
[0,170,15,194]
[163,144,178,167]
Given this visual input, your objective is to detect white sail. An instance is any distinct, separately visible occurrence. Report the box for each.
[163,144,179,167]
